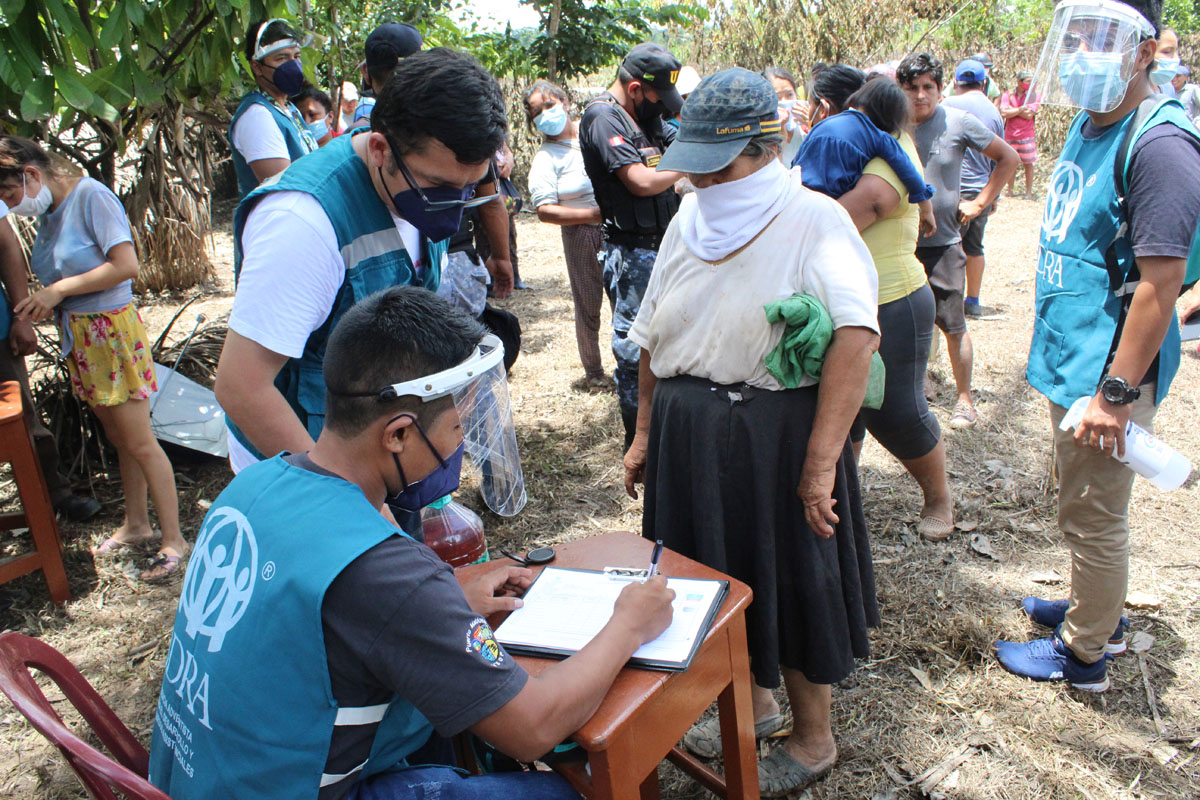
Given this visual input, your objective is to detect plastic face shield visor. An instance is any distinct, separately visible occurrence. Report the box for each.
[1029,0,1156,113]
[377,334,526,517]
[252,18,311,61]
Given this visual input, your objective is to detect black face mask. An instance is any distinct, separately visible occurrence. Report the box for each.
[634,92,667,128]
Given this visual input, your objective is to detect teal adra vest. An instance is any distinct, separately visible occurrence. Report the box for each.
[227,133,448,459]
[1027,104,1189,409]
[230,92,319,199]
[148,456,433,798]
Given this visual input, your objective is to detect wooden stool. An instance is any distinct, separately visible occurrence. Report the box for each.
[0,381,70,604]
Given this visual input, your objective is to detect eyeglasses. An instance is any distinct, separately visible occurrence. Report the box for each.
[384,136,499,211]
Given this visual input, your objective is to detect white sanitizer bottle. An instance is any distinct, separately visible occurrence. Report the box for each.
[1060,397,1193,490]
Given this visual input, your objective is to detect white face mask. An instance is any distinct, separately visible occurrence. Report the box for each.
[10,173,52,217]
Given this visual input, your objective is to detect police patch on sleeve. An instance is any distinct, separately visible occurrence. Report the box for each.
[466,617,505,667]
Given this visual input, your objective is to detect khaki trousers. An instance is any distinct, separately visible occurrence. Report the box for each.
[1048,389,1157,664]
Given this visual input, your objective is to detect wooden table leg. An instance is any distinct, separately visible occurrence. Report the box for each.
[639,766,661,800]
[717,614,760,799]
[589,741,646,800]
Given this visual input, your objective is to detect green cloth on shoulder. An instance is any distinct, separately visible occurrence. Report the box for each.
[763,293,885,410]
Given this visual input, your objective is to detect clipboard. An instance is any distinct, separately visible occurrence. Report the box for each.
[493,566,729,672]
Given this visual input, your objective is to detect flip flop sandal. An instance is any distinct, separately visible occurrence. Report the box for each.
[758,746,835,798]
[91,536,149,559]
[683,713,786,759]
[918,515,955,542]
[140,550,188,583]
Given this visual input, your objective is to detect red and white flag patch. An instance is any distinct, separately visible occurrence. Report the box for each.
[609,135,625,147]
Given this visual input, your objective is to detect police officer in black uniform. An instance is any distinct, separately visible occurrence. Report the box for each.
[579,43,685,449]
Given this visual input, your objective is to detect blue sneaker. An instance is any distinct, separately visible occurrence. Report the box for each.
[1021,597,1128,656]
[994,633,1110,692]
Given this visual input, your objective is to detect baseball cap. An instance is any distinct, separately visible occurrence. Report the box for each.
[622,43,684,113]
[365,22,423,71]
[657,67,782,175]
[955,59,988,84]
[1179,64,1191,76]
[341,81,359,102]
[1017,68,1034,81]
[970,52,994,68]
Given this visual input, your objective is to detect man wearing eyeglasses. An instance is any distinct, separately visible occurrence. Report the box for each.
[215,48,509,534]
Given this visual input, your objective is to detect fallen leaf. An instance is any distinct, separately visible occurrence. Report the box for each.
[1125,592,1163,610]
[1128,631,1155,653]
[1019,520,1046,533]
[969,533,1000,561]
[908,665,934,692]
[1030,570,1064,584]
[955,519,979,532]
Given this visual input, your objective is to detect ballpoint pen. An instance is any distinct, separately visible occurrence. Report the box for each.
[645,539,663,582]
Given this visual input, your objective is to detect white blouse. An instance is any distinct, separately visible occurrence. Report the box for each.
[628,172,880,390]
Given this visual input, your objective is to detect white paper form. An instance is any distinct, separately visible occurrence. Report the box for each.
[494,567,726,666]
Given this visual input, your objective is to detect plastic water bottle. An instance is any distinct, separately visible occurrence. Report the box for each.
[1060,397,1192,490]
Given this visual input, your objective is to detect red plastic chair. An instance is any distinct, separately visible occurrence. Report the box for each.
[0,631,171,799]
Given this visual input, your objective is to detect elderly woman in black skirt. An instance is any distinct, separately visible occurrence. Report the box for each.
[623,69,881,797]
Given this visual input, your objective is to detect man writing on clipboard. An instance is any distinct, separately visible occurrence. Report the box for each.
[150,287,675,800]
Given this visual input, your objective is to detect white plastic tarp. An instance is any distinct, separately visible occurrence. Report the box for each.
[148,363,228,458]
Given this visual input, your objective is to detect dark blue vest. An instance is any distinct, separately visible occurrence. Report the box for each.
[230,91,319,199]
[226,134,447,459]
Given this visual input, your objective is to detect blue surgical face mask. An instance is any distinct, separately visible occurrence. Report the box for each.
[307,119,328,141]
[1150,56,1180,86]
[265,58,305,96]
[380,141,492,242]
[1058,51,1129,112]
[387,414,465,512]
[534,103,568,136]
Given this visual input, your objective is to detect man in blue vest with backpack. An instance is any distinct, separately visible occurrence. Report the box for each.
[151,286,676,799]
[995,0,1200,690]
[215,48,513,535]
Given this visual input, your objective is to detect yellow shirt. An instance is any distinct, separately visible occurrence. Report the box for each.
[858,133,929,305]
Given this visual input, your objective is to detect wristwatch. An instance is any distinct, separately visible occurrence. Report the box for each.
[1099,375,1141,405]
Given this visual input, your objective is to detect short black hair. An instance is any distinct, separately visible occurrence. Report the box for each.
[897,52,944,89]
[848,75,911,135]
[956,80,985,92]
[372,48,507,165]
[367,64,396,93]
[292,85,332,116]
[810,63,865,114]
[323,287,487,436]
[1121,0,1162,34]
[244,18,298,64]
[762,67,798,91]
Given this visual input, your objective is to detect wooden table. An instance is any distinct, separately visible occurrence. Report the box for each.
[455,531,759,800]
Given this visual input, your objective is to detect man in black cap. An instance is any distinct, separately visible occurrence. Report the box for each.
[353,22,423,125]
[579,42,685,448]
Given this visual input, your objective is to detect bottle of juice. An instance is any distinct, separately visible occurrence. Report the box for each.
[421,496,489,567]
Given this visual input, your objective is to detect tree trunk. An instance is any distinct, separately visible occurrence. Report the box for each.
[547,0,562,83]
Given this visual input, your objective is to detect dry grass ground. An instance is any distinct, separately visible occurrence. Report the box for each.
[1,193,1197,799]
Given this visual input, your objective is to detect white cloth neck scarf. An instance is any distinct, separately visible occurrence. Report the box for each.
[681,158,795,261]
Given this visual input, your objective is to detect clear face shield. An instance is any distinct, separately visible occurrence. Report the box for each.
[1029,0,1156,113]
[380,334,527,517]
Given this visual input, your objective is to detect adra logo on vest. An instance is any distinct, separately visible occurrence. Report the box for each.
[179,506,259,653]
[1043,161,1085,244]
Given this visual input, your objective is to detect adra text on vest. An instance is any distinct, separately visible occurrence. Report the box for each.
[163,633,213,730]
[1037,247,1065,289]
[154,694,196,778]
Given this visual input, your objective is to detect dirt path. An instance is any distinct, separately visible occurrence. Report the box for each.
[1,194,1197,799]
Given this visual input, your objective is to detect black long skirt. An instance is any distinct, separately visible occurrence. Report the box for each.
[643,375,879,688]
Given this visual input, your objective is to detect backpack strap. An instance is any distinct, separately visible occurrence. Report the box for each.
[1108,95,1200,294]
